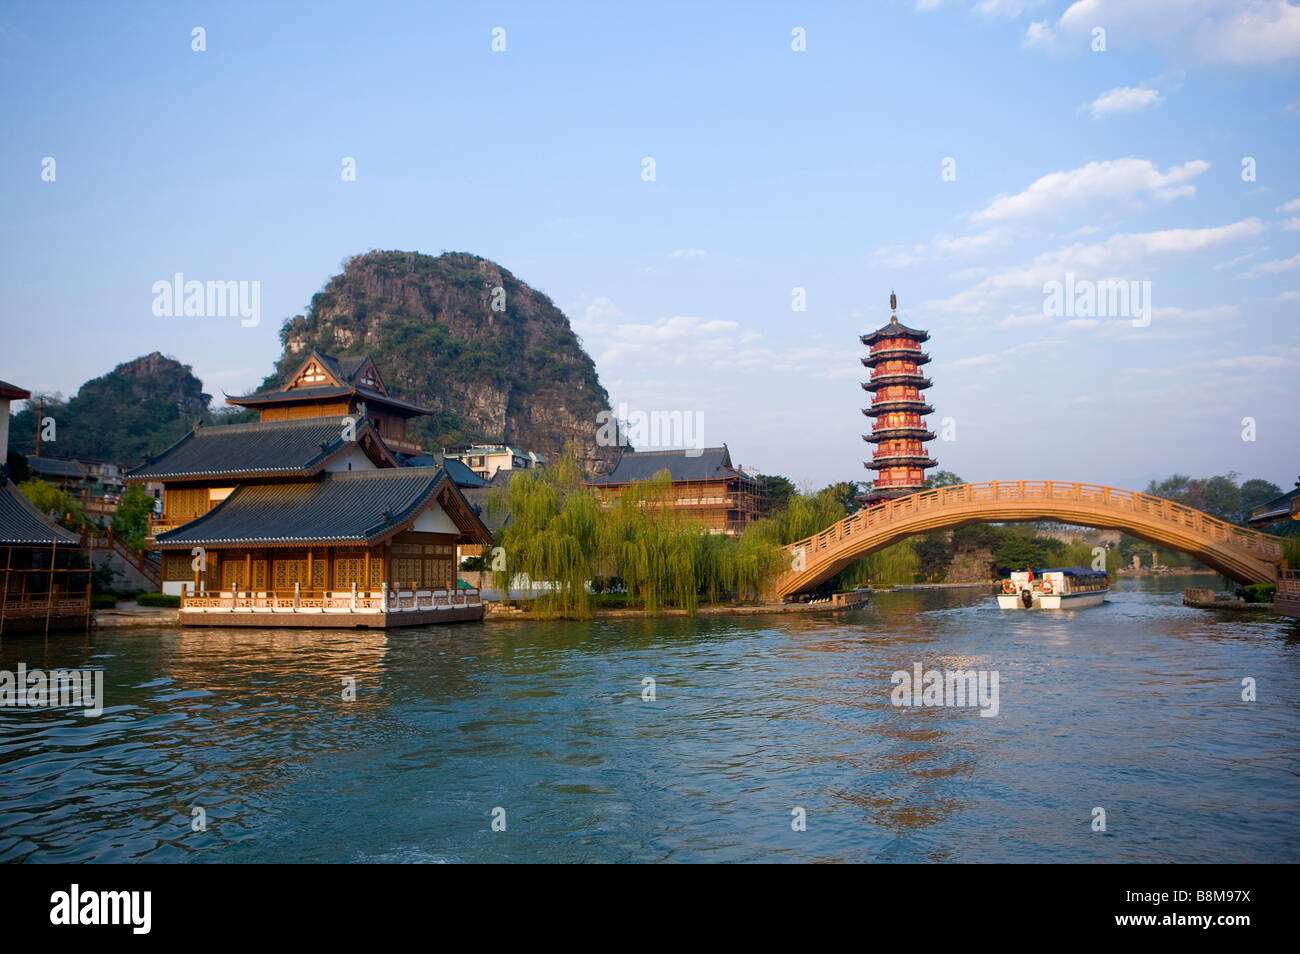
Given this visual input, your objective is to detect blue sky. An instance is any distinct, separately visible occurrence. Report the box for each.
[2,0,1297,491]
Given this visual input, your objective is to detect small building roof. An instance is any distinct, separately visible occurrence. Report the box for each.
[0,380,31,401]
[153,468,492,548]
[0,479,82,547]
[125,416,395,482]
[27,457,87,479]
[403,454,488,488]
[1248,483,1300,527]
[585,445,754,486]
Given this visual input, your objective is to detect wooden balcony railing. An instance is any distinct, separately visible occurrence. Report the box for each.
[181,586,481,614]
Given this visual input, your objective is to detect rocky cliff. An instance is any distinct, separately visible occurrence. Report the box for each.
[268,251,616,468]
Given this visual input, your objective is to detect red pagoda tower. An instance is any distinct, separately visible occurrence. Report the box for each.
[860,292,937,505]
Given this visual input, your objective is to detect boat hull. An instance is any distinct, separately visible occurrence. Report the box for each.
[997,590,1106,610]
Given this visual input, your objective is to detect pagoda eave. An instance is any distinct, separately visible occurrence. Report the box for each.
[863,403,935,417]
[863,350,931,367]
[861,376,933,392]
[868,456,938,468]
[864,429,935,443]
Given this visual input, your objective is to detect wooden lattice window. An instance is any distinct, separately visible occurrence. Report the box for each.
[165,487,209,522]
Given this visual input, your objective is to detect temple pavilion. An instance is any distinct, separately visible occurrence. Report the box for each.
[125,351,493,628]
[0,379,90,634]
[860,293,938,505]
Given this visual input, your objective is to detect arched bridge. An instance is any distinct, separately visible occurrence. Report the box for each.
[769,481,1285,599]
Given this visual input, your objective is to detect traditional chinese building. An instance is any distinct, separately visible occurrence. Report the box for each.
[225,350,431,456]
[584,446,761,536]
[860,293,937,504]
[0,379,90,634]
[125,355,494,627]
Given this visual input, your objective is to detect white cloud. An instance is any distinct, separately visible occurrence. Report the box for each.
[1214,246,1269,270]
[975,0,1045,15]
[927,218,1266,314]
[1041,0,1300,66]
[1284,217,1300,231]
[670,248,707,258]
[1022,19,1055,48]
[1151,304,1240,321]
[1241,251,1300,276]
[1086,86,1164,118]
[1276,197,1300,212]
[972,158,1209,224]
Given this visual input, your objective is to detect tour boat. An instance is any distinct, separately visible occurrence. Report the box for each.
[996,566,1108,610]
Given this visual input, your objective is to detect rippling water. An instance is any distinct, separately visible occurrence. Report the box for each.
[1,574,1297,863]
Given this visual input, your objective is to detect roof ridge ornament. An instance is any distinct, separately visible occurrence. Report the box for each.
[890,291,898,323]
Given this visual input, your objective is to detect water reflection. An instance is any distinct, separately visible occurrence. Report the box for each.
[0,575,1297,863]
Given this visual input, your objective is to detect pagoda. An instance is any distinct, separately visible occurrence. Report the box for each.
[860,292,937,505]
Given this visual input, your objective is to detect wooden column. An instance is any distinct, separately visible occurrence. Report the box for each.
[306,550,313,595]
[364,549,370,593]
[245,551,252,593]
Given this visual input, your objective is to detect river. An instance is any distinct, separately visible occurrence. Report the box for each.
[1,574,1297,863]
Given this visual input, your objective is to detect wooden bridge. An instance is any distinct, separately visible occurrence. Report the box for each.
[769,480,1286,599]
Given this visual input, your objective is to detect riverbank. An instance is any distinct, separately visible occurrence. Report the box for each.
[483,599,876,621]
[93,602,179,627]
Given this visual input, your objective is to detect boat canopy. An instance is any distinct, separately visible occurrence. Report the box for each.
[1037,566,1107,578]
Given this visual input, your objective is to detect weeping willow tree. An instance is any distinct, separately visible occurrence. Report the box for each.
[834,540,921,588]
[490,445,597,617]
[489,443,788,617]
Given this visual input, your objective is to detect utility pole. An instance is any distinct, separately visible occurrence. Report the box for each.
[33,397,44,457]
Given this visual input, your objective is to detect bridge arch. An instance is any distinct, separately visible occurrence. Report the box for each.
[769,481,1285,599]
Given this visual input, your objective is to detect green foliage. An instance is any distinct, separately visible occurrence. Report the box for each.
[136,593,181,608]
[1241,583,1276,603]
[493,443,789,617]
[834,541,920,588]
[993,535,1057,575]
[7,353,211,464]
[111,484,155,552]
[758,474,796,513]
[912,533,951,579]
[923,470,964,489]
[92,593,119,608]
[17,479,84,530]
[1146,472,1283,526]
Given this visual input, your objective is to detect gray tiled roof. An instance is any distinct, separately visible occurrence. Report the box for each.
[27,457,86,479]
[154,468,484,547]
[228,383,431,416]
[125,416,388,481]
[586,446,753,485]
[861,316,929,344]
[0,480,81,547]
[404,454,487,487]
[0,379,30,399]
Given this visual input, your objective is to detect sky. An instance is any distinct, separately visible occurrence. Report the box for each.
[1,0,1297,493]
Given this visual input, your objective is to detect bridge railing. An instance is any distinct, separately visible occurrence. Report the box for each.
[785,481,1284,564]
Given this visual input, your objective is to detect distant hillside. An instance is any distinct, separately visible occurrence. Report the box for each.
[263,250,617,467]
[7,353,213,465]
